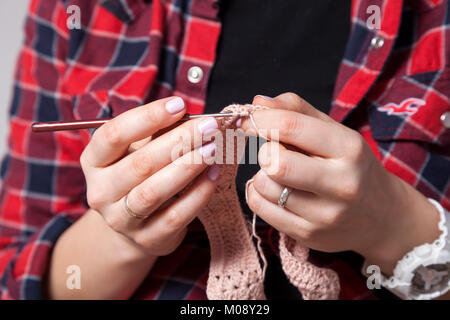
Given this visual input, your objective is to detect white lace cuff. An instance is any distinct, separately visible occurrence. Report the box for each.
[362,198,450,300]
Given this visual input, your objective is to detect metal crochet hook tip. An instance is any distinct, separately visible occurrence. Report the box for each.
[187,112,249,119]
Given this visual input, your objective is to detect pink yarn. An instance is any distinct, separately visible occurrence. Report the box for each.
[197,104,340,300]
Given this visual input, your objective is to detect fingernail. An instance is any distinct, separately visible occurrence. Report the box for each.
[236,118,242,128]
[198,118,218,136]
[199,142,216,159]
[207,165,221,181]
[256,95,274,101]
[165,97,185,114]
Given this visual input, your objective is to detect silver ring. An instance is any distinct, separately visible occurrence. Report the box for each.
[123,194,149,220]
[278,187,293,208]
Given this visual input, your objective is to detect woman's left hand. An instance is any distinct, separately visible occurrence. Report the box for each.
[242,93,441,275]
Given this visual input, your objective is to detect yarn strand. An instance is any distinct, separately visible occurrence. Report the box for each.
[245,178,268,280]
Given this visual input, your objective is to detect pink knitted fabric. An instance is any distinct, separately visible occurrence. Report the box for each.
[197,104,340,300]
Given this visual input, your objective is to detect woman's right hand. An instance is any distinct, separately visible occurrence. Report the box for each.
[80,96,221,257]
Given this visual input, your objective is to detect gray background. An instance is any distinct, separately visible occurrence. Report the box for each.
[0,1,29,158]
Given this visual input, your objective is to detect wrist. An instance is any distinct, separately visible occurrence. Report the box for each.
[87,210,157,266]
[47,210,157,299]
[358,174,441,276]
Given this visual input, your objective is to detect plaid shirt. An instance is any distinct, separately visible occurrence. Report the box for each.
[0,0,449,300]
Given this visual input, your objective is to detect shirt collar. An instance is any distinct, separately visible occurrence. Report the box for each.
[101,0,149,23]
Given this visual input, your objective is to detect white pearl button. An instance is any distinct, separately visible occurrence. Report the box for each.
[370,36,385,49]
[441,111,450,129]
[187,66,203,84]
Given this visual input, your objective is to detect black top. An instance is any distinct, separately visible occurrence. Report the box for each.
[204,0,351,299]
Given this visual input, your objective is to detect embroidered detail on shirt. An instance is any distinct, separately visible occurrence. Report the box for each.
[377,98,426,116]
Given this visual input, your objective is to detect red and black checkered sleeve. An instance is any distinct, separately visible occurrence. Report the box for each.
[0,0,88,299]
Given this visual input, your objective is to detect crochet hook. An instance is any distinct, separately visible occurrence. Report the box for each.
[31,112,249,133]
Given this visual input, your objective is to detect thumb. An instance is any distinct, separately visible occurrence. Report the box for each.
[252,92,334,123]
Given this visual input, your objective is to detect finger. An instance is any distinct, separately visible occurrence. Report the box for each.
[253,92,334,123]
[150,119,183,140]
[252,170,323,222]
[241,108,349,158]
[104,117,219,198]
[246,182,314,239]
[128,136,152,154]
[140,165,221,238]
[83,96,186,168]
[100,143,217,233]
[123,141,217,217]
[257,142,331,194]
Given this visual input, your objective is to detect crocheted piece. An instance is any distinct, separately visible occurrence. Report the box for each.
[198,104,340,300]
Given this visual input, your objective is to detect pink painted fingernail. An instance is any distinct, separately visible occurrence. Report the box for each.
[198,118,218,136]
[255,95,274,101]
[165,97,185,114]
[207,165,221,181]
[236,118,242,128]
[199,142,216,159]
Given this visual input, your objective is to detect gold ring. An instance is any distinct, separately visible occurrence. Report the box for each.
[123,194,150,220]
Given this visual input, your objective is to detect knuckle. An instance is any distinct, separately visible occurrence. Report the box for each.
[344,131,366,162]
[335,176,361,202]
[298,229,313,242]
[195,181,212,200]
[279,92,302,105]
[102,121,122,147]
[169,128,192,157]
[279,115,302,136]
[143,104,161,125]
[130,151,154,179]
[272,157,289,180]
[135,184,160,208]
[86,187,107,209]
[304,229,315,242]
[300,225,320,242]
[165,208,184,231]
[322,210,343,226]
[176,158,199,175]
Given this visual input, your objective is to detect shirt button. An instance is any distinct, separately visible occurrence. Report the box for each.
[370,35,385,49]
[441,111,450,129]
[187,66,203,84]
